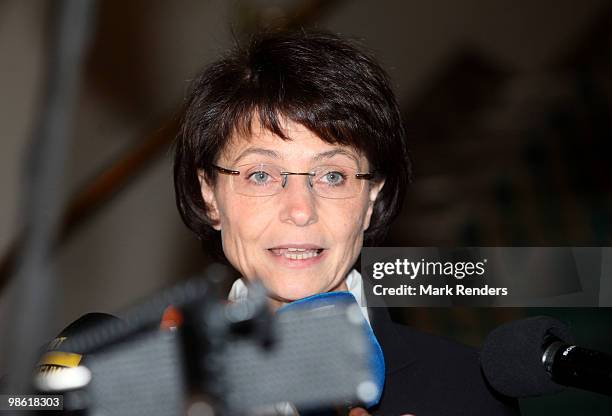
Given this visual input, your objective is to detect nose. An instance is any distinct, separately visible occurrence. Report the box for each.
[278,175,318,226]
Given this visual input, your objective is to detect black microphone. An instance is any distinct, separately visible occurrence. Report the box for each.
[541,336,612,397]
[480,316,612,397]
[37,313,122,375]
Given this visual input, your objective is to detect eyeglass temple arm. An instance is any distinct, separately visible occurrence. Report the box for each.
[213,165,240,175]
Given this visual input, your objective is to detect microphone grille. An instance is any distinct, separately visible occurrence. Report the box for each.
[480,316,574,397]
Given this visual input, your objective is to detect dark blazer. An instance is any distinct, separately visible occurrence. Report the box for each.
[368,307,520,416]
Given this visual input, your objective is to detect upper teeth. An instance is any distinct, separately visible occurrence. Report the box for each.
[270,247,322,259]
[284,250,319,260]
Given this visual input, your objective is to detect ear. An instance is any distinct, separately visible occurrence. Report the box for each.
[197,170,221,231]
[363,179,385,231]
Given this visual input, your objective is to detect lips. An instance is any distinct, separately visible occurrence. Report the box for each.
[268,245,325,260]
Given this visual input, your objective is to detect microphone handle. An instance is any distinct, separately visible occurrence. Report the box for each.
[544,341,612,396]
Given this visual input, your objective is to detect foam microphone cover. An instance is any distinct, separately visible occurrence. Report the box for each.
[480,315,574,397]
[38,313,121,372]
[58,313,121,339]
[278,292,385,408]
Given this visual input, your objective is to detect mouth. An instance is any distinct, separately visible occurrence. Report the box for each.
[267,245,326,260]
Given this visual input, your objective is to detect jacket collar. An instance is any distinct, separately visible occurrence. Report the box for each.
[366,289,418,374]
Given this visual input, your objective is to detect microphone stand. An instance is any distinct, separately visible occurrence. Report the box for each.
[3,0,97,399]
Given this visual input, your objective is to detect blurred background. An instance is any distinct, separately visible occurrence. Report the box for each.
[1,0,611,413]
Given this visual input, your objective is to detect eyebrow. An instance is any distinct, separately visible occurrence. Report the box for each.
[233,147,359,165]
[311,149,359,164]
[233,148,280,164]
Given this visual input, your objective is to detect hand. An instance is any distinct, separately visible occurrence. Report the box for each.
[348,408,371,416]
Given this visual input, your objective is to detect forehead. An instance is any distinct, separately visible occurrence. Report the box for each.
[220,119,366,167]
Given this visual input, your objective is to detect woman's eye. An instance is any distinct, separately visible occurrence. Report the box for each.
[247,171,271,184]
[320,171,346,185]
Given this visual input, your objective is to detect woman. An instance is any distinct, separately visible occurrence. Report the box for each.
[174,30,518,416]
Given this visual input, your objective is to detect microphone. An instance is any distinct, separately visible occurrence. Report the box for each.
[37,313,122,374]
[34,288,377,416]
[541,337,612,397]
[480,316,612,397]
[35,313,123,393]
[277,291,385,409]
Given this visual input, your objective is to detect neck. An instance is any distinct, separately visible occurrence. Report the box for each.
[267,279,349,311]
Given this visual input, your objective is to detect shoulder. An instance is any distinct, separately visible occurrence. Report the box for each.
[372,317,520,416]
[391,321,479,371]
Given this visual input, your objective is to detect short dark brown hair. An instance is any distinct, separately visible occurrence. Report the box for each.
[174,29,410,257]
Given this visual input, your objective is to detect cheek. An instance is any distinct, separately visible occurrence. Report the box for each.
[323,197,370,242]
[217,197,276,279]
[218,195,274,243]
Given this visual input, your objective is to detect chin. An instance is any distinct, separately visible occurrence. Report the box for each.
[268,280,324,303]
